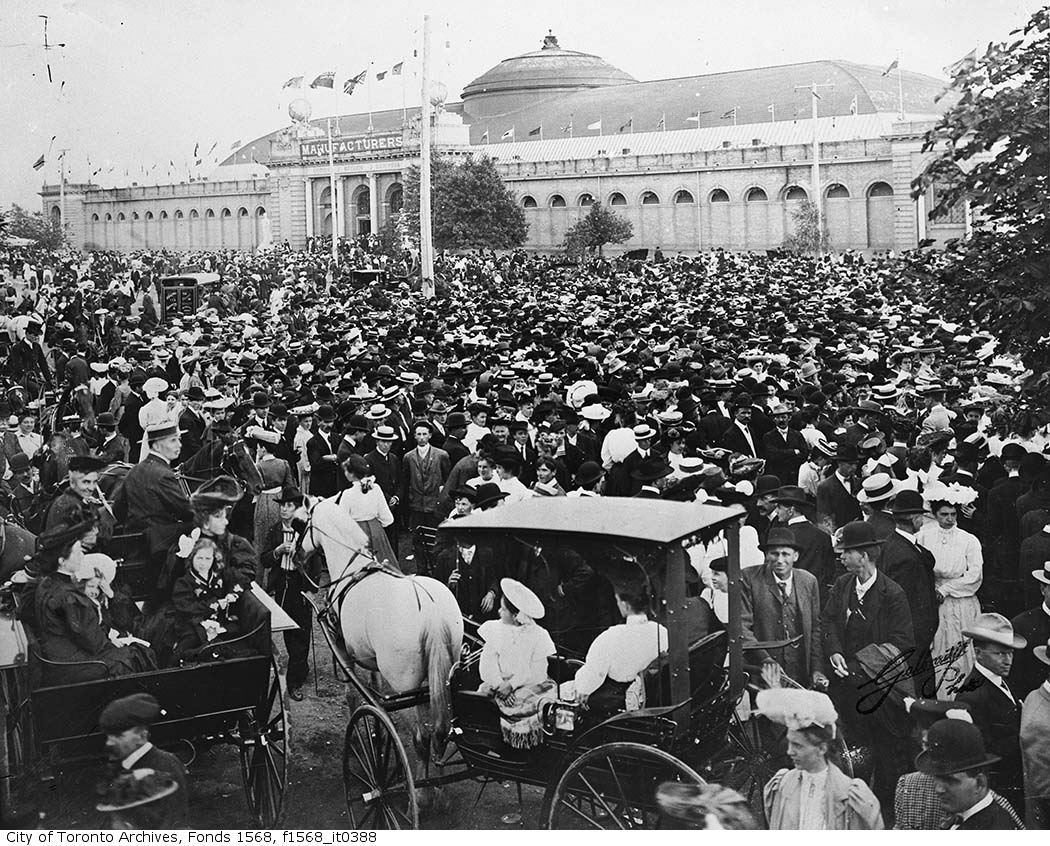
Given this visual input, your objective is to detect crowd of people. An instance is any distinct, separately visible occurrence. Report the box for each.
[1,232,1050,830]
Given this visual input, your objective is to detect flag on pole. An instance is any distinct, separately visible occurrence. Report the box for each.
[311,71,336,89]
[343,70,366,94]
[685,113,700,123]
[618,117,632,133]
[169,159,175,167]
[561,118,573,134]
[656,114,665,130]
[528,125,541,137]
[392,62,403,75]
[480,130,489,143]
[193,142,199,157]
[376,70,387,81]
[32,154,45,171]
[501,127,514,140]
[849,95,858,115]
[282,76,303,89]
[881,58,899,77]
[208,141,217,154]
[720,108,736,120]
[943,49,977,78]
[230,140,241,150]
[587,119,602,132]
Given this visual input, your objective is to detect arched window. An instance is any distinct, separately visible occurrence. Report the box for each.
[641,191,660,205]
[50,206,61,226]
[159,210,168,219]
[355,190,370,216]
[709,189,730,203]
[174,210,184,219]
[189,209,199,219]
[145,212,154,220]
[256,206,266,217]
[784,186,808,201]
[132,212,140,220]
[117,213,126,222]
[867,181,893,198]
[387,185,403,214]
[826,184,850,199]
[673,190,695,204]
[238,207,249,217]
[91,214,100,222]
[205,209,215,218]
[549,194,566,208]
[221,208,232,217]
[104,213,113,222]
[745,187,768,202]
[578,193,594,206]
[609,192,627,206]
[521,195,537,208]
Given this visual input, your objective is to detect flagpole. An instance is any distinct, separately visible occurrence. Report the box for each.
[770,103,775,122]
[367,61,375,132]
[569,113,574,138]
[58,148,67,243]
[419,14,435,299]
[327,117,338,266]
[896,53,904,119]
[733,108,737,127]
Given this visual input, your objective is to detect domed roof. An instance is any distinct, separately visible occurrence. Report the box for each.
[462,32,636,100]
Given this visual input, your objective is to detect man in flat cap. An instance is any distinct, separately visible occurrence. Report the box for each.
[100,692,187,827]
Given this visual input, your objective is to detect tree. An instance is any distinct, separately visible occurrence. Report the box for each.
[2,204,64,250]
[909,8,1049,388]
[782,199,830,254]
[563,202,634,257]
[402,153,527,251]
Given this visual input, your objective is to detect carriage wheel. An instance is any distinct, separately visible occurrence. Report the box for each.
[239,658,288,828]
[0,667,35,823]
[702,710,782,824]
[342,704,418,830]
[541,742,705,830]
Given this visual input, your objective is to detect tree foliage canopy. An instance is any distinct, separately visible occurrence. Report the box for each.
[563,202,634,257]
[1,205,64,250]
[782,200,829,254]
[402,154,527,251]
[908,8,1049,381]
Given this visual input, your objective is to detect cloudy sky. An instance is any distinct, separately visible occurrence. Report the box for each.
[1,0,1038,209]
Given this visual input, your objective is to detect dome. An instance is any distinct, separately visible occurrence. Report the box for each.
[461,32,636,101]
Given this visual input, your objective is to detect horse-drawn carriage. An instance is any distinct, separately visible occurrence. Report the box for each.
[300,497,861,829]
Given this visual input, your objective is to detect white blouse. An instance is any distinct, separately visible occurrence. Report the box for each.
[916,523,983,598]
[337,484,394,527]
[478,620,555,690]
[573,615,668,698]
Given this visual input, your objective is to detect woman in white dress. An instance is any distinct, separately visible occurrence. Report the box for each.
[137,377,175,462]
[916,482,983,698]
[336,454,397,567]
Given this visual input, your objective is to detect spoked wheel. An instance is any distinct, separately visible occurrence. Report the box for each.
[702,710,783,824]
[343,704,418,830]
[541,742,705,830]
[1,666,35,823]
[239,657,288,828]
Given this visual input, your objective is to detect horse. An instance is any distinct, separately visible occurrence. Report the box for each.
[177,437,263,539]
[296,495,463,788]
[0,519,37,585]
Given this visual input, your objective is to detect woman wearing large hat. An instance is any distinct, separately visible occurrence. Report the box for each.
[477,579,556,749]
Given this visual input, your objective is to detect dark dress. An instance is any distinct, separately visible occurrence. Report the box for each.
[170,568,244,660]
[34,573,156,684]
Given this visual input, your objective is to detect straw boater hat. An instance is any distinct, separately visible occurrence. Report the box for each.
[961,613,1027,649]
[1032,560,1050,586]
[500,578,545,620]
[1035,636,1050,667]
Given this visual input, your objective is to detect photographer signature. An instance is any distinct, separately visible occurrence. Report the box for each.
[854,640,972,714]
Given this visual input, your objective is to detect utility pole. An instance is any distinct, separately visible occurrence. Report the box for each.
[58,147,69,244]
[419,14,435,299]
[795,83,834,254]
[326,118,338,266]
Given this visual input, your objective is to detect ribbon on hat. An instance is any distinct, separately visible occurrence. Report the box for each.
[177,528,201,560]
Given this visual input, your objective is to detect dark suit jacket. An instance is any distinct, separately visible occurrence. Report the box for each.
[132,744,189,828]
[512,441,540,487]
[815,474,861,534]
[880,531,939,654]
[954,666,1023,793]
[118,390,145,446]
[762,427,807,485]
[956,793,1025,829]
[987,475,1026,575]
[698,410,731,446]
[113,454,192,549]
[563,431,598,476]
[99,433,130,464]
[741,564,822,681]
[443,435,470,470]
[1010,606,1050,699]
[178,408,207,462]
[434,545,501,619]
[306,431,339,497]
[604,449,645,497]
[821,570,915,666]
[365,448,403,508]
[785,518,836,598]
[402,446,450,513]
[720,421,762,458]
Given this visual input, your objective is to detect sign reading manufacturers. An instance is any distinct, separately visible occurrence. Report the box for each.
[300,133,405,160]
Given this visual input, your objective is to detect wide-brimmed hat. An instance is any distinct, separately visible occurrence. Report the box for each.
[773,485,810,508]
[96,412,118,429]
[814,438,836,458]
[373,425,398,442]
[630,456,673,482]
[962,612,1027,649]
[915,719,1000,776]
[276,485,303,505]
[97,769,179,814]
[190,475,243,508]
[1033,560,1050,585]
[633,423,656,441]
[759,527,802,552]
[856,472,898,504]
[1035,636,1050,667]
[68,455,107,474]
[580,403,611,422]
[364,403,389,421]
[473,482,508,510]
[500,578,545,619]
[904,698,972,727]
[574,460,605,488]
[145,420,184,442]
[834,520,884,551]
[754,474,782,497]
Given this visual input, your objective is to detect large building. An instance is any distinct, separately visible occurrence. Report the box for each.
[42,33,966,254]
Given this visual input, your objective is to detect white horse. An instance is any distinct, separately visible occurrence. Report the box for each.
[296,496,464,765]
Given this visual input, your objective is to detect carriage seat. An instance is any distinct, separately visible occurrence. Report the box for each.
[643,629,727,707]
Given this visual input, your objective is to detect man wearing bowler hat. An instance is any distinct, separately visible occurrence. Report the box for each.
[816,443,862,535]
[916,719,1024,828]
[442,411,471,468]
[630,456,673,499]
[773,485,836,599]
[740,527,825,688]
[306,404,340,498]
[955,613,1027,813]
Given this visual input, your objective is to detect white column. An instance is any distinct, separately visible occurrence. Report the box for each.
[369,172,379,232]
[304,178,314,239]
[916,190,926,242]
[334,177,344,239]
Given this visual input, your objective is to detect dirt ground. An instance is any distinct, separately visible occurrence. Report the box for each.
[17,616,547,830]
